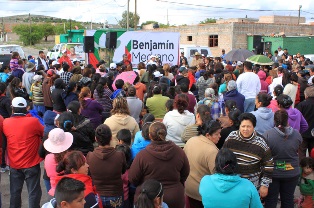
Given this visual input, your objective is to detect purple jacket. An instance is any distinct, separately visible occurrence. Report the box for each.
[223,89,245,113]
[81,99,104,129]
[286,107,308,134]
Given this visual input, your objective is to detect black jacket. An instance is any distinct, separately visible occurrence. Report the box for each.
[0,95,11,118]
[51,88,66,112]
[297,97,314,139]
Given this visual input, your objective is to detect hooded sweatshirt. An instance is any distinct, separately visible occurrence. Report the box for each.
[223,89,245,113]
[251,107,274,135]
[285,107,308,134]
[199,174,263,208]
[128,140,190,208]
[87,147,126,196]
[263,127,302,178]
[104,114,139,147]
[163,109,195,147]
[80,99,104,129]
[258,70,269,93]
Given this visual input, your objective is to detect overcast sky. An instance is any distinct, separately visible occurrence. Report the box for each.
[2,0,314,25]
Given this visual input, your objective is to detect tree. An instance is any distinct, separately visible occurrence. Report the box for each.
[141,21,170,29]
[199,18,216,24]
[119,11,140,29]
[12,24,44,45]
[38,23,55,41]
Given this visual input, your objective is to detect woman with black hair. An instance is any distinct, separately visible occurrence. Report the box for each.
[217,99,237,129]
[93,77,113,113]
[87,124,126,208]
[90,73,101,98]
[251,93,274,135]
[61,82,78,107]
[128,122,189,208]
[199,148,263,208]
[277,94,308,134]
[9,77,29,100]
[223,113,274,197]
[184,120,221,208]
[136,179,168,208]
[262,109,302,207]
[268,85,283,112]
[217,108,242,149]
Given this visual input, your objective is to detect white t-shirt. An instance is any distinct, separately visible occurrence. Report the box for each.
[236,71,261,99]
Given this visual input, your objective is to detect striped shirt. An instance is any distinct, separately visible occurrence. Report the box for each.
[31,83,44,106]
[223,130,273,188]
[93,88,113,112]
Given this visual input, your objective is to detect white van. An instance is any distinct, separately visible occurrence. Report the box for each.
[180,45,212,65]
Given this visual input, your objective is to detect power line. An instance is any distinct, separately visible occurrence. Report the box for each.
[155,0,301,12]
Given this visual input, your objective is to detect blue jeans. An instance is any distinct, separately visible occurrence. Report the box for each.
[244,98,255,113]
[10,164,42,208]
[98,195,123,208]
[33,105,45,115]
[43,179,51,193]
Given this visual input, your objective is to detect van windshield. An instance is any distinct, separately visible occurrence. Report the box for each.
[201,49,208,57]
[0,46,20,54]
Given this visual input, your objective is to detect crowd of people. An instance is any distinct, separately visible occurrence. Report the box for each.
[0,47,314,208]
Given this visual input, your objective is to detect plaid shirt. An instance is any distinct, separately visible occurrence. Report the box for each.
[60,72,73,85]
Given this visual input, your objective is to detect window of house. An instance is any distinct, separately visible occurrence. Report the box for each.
[187,36,192,41]
[209,35,218,47]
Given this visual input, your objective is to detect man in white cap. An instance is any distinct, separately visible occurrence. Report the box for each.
[3,97,44,208]
[190,52,203,68]
[147,54,157,65]
[58,49,73,70]
[22,62,36,95]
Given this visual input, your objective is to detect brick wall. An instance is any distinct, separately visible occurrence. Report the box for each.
[259,15,306,24]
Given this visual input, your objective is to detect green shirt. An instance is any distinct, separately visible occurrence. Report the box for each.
[146,94,169,119]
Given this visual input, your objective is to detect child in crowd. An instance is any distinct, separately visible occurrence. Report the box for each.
[133,113,155,145]
[299,157,314,208]
[9,51,19,71]
[116,144,132,208]
[41,177,86,208]
[0,65,10,83]
[111,79,125,99]
[31,75,45,115]
[117,129,132,146]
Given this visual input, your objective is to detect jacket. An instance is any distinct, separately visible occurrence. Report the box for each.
[263,127,302,178]
[131,139,151,160]
[87,147,126,196]
[199,174,263,208]
[61,91,78,107]
[184,135,218,201]
[42,77,53,108]
[285,107,308,134]
[51,174,99,208]
[126,97,143,123]
[163,110,195,147]
[223,89,245,113]
[258,70,269,93]
[4,115,44,169]
[196,76,215,100]
[297,97,314,139]
[146,94,169,119]
[267,99,279,112]
[51,88,66,112]
[104,114,139,147]
[251,107,274,135]
[0,95,11,118]
[81,99,104,129]
[11,68,24,81]
[128,140,190,208]
[298,77,308,100]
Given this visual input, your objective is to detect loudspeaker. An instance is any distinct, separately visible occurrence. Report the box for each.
[106,32,117,49]
[84,36,94,53]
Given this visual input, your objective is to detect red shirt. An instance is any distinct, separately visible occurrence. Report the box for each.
[4,115,44,169]
[58,56,73,69]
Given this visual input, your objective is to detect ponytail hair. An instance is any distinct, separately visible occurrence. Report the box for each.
[96,77,108,98]
[197,105,212,124]
[64,82,77,97]
[56,151,86,175]
[197,120,221,136]
[274,109,289,139]
[136,179,164,208]
[274,85,284,98]
[174,93,189,114]
[58,112,74,132]
[79,87,91,109]
[149,122,167,141]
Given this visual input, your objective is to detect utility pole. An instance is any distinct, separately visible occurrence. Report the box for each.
[29,13,31,45]
[167,9,169,25]
[134,0,137,31]
[127,0,130,31]
[298,5,302,25]
[2,17,4,42]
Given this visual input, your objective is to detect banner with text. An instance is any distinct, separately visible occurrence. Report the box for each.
[113,31,180,67]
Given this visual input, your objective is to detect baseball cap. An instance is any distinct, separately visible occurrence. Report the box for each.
[110,63,117,69]
[153,71,163,77]
[237,61,243,66]
[62,49,67,53]
[47,69,55,76]
[33,75,43,82]
[12,97,27,108]
[179,66,186,72]
[150,55,156,58]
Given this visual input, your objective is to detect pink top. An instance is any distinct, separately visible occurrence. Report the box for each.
[122,170,129,200]
[44,153,58,196]
[267,99,279,113]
